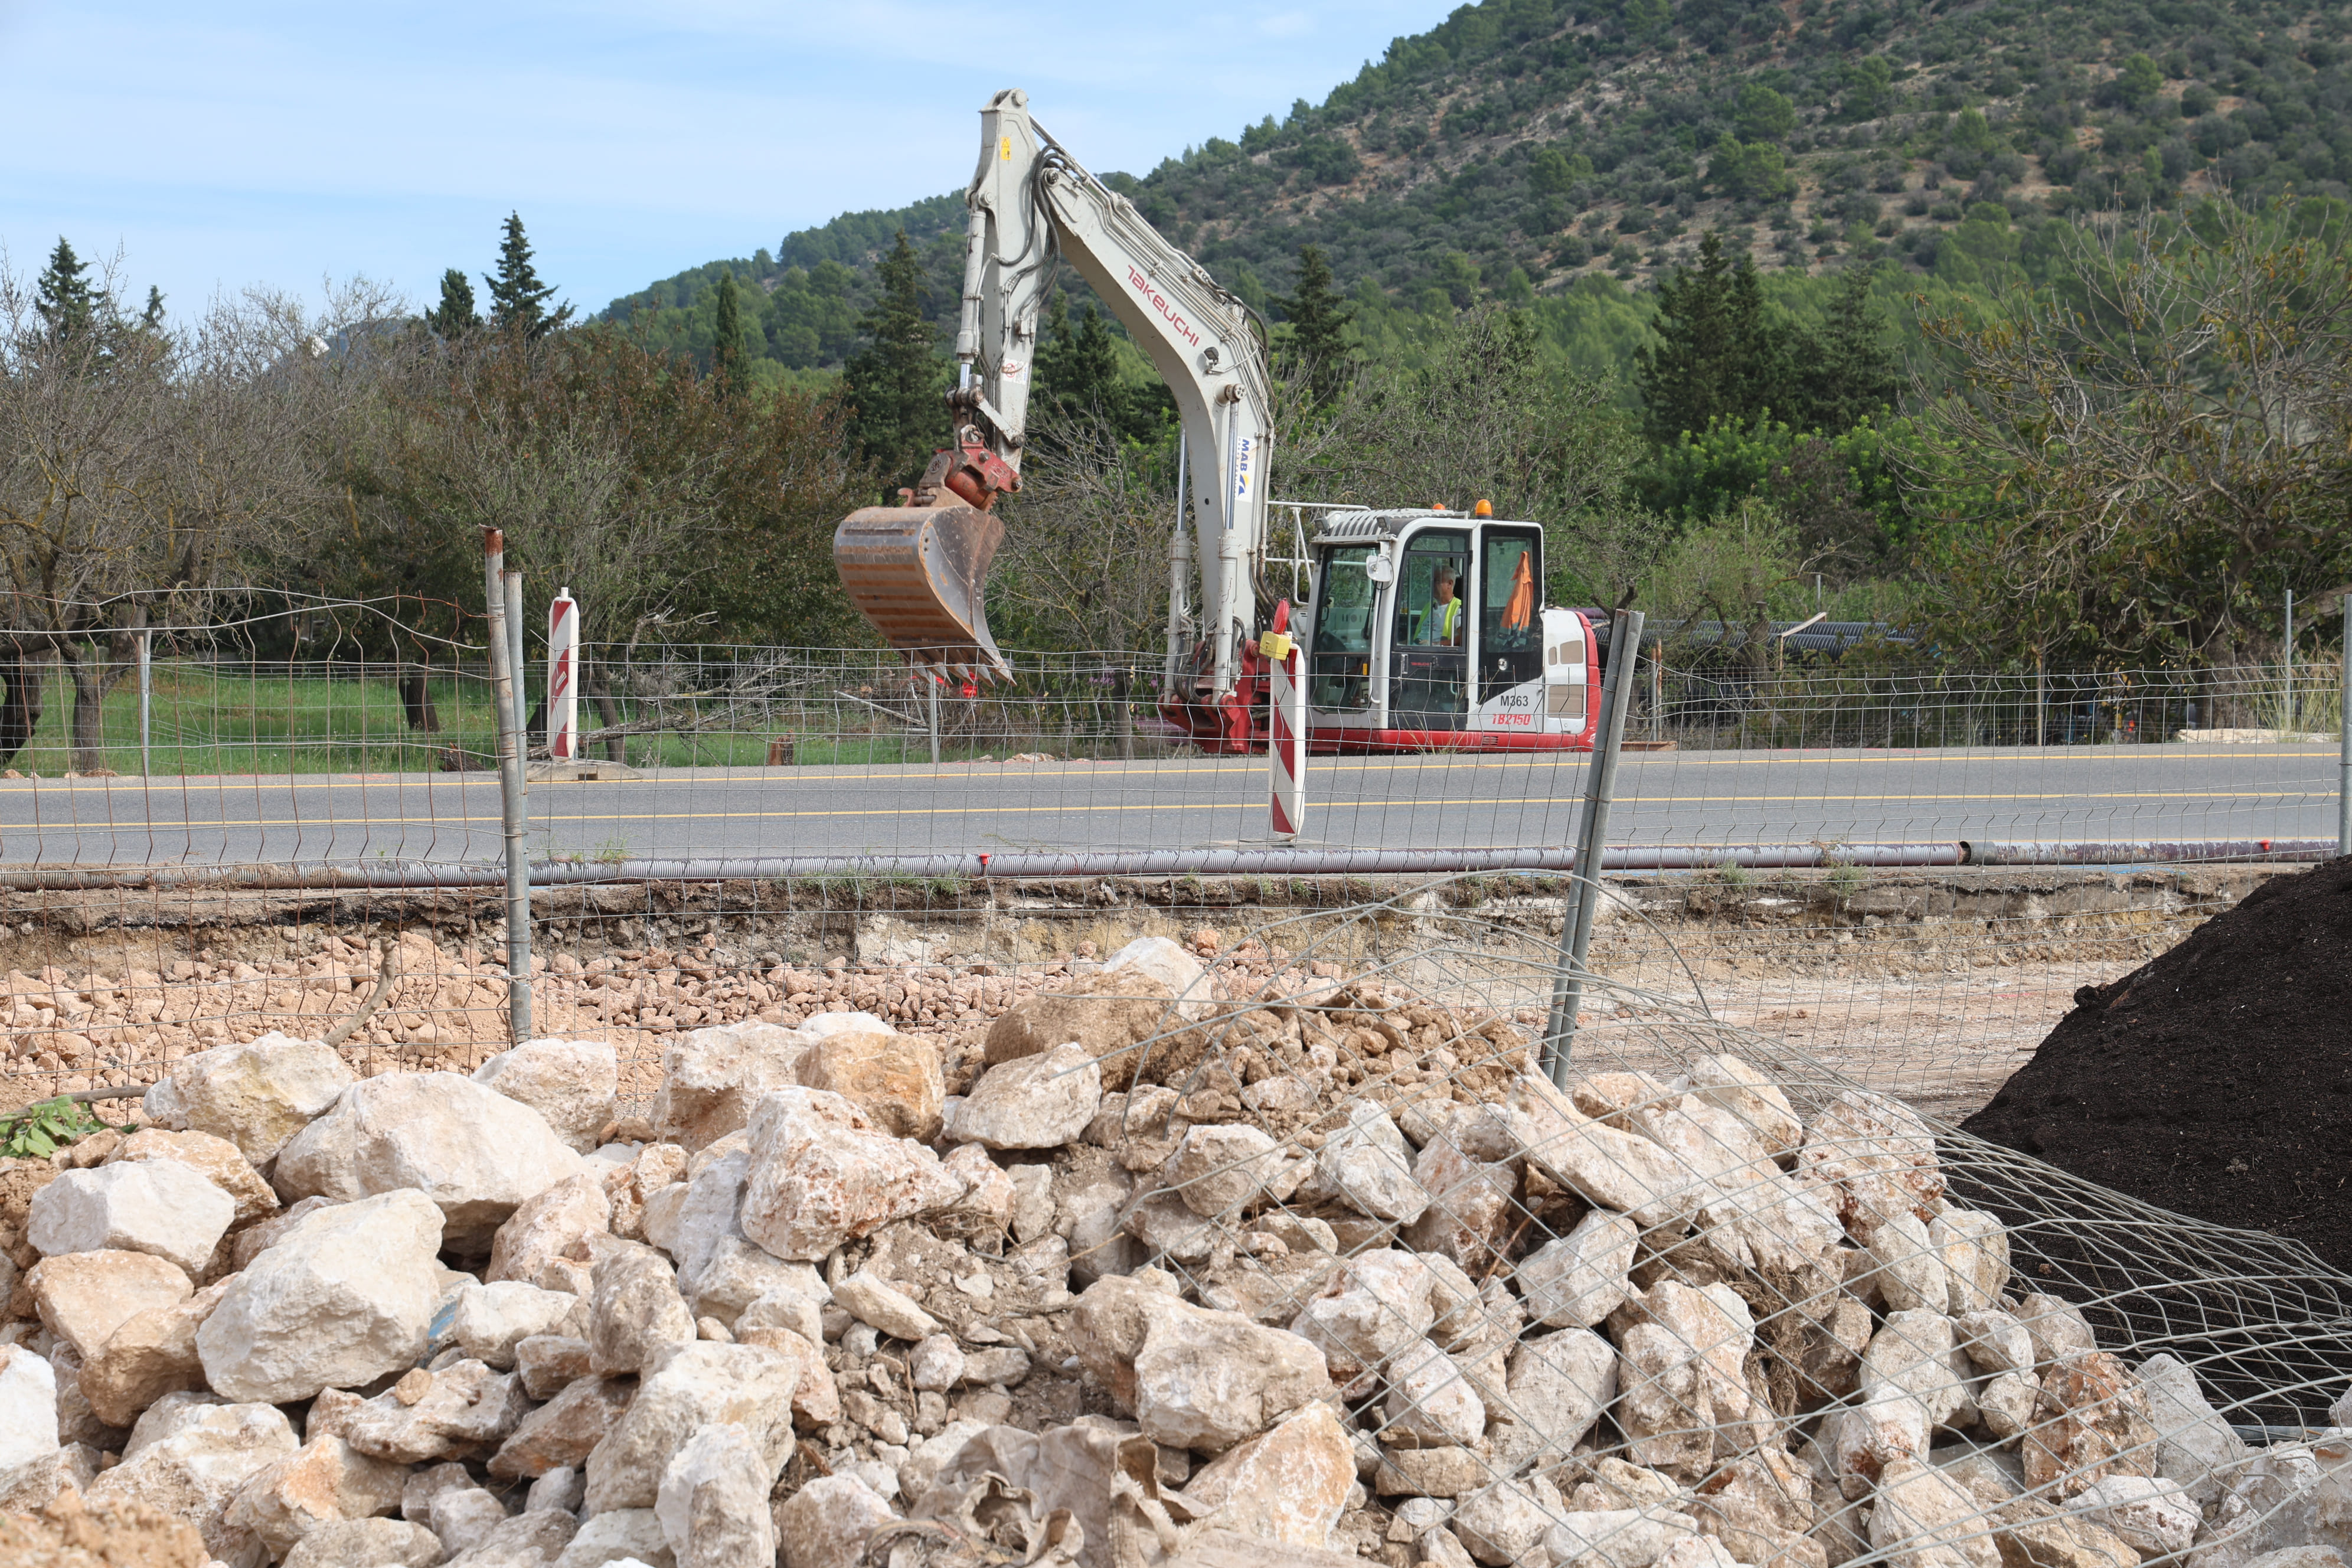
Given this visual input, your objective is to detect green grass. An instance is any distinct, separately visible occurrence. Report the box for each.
[0,664,1136,776]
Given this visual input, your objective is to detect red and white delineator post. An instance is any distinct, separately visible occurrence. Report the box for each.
[1263,601,1305,841]
[547,587,579,760]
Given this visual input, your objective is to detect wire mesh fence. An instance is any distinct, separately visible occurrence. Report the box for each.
[0,644,2338,877]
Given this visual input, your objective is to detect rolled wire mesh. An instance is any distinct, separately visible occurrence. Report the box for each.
[1002,878,2352,1568]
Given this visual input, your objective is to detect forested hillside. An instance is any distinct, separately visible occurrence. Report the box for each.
[602,0,2352,387]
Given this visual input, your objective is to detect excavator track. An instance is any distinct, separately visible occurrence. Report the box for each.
[832,503,1011,679]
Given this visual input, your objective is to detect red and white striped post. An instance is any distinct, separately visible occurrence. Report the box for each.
[1263,601,1305,841]
[547,587,579,759]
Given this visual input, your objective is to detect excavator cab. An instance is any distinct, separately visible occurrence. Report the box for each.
[1299,509,1592,747]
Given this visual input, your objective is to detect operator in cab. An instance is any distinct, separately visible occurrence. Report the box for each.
[1428,566,1465,646]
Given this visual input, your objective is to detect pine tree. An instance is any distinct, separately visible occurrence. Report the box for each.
[426,269,481,338]
[1792,263,1898,433]
[34,239,99,340]
[842,233,944,489]
[484,214,574,340]
[1275,245,1354,405]
[138,286,165,332]
[1033,295,1123,422]
[711,272,746,399]
[1635,232,1789,445]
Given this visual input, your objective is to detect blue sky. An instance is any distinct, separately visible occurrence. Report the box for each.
[0,0,1445,322]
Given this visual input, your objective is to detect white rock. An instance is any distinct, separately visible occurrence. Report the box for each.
[583,1342,801,1514]
[689,1237,822,1328]
[909,1334,963,1393]
[831,1270,939,1342]
[1102,936,1210,1016]
[1504,1074,1699,1229]
[283,1518,447,1568]
[143,1033,356,1164]
[1674,1054,1802,1155]
[1539,1508,1701,1568]
[224,1436,410,1556]
[1164,1122,1283,1217]
[198,1190,445,1404]
[1308,1103,1429,1224]
[1614,1282,1767,1481]
[1953,1311,2033,1376]
[1491,1327,1618,1475]
[648,1144,750,1296]
[738,1087,962,1262]
[654,1022,814,1152]
[771,1474,896,1568]
[1175,1401,1356,1549]
[489,1174,613,1286]
[1289,1249,1437,1378]
[275,1072,584,1252]
[656,1423,774,1568]
[528,1466,585,1515]
[1072,1273,1333,1453]
[555,1508,673,1568]
[1517,1211,1638,1329]
[0,1348,60,1512]
[2138,1352,2249,1505]
[799,1011,894,1037]
[27,1248,192,1360]
[948,1043,1105,1151]
[588,1245,698,1376]
[476,1040,620,1154]
[1404,1138,1517,1271]
[2078,1474,2199,1558]
[1452,1475,1565,1566]
[2011,1293,2096,1367]
[1863,1212,1949,1315]
[1930,1208,2010,1313]
[1859,1309,1977,1433]
[1977,1371,2039,1444]
[29,1157,238,1276]
[86,1400,302,1567]
[1383,1339,1486,1448]
[455,1282,586,1370]
[1867,1455,1997,1568]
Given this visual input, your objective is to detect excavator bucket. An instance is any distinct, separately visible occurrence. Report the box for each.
[833,502,1011,680]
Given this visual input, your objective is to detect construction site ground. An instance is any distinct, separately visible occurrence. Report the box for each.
[0,863,2286,1125]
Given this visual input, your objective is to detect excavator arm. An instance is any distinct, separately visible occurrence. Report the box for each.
[833,89,1276,695]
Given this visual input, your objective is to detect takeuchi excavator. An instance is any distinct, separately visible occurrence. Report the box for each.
[832,88,1605,754]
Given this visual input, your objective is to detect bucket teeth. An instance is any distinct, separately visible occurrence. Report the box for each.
[833,503,1011,680]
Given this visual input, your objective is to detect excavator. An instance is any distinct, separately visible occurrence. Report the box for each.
[832,89,1606,754]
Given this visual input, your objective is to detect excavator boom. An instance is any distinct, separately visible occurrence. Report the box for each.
[832,89,1273,693]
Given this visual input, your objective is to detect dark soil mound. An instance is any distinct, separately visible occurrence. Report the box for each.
[1962,855,2352,1272]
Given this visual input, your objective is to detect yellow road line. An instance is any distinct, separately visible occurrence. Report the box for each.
[5,786,2324,831]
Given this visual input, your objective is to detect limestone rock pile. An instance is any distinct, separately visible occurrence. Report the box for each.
[0,935,2345,1568]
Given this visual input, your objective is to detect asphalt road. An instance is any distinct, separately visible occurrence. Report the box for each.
[0,744,2335,869]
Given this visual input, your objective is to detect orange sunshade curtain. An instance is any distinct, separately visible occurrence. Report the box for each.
[1502,549,1536,631]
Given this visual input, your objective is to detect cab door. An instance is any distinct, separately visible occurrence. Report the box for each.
[1387,528,1471,731]
[1469,525,1544,733]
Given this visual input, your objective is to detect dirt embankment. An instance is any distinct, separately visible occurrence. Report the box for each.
[1965,855,2352,1270]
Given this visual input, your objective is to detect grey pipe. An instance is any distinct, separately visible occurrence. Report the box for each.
[4,837,2333,891]
[484,533,533,1038]
[1548,606,1645,1083]
[1961,839,2337,865]
[2340,590,2349,857]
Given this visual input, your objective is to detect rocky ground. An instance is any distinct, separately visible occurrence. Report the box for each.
[0,934,2347,1568]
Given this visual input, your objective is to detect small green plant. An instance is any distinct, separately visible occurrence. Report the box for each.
[592,838,631,867]
[1715,860,1756,889]
[1826,859,1868,899]
[1,1096,116,1158]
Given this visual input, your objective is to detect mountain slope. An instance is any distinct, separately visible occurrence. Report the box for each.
[605,0,2352,378]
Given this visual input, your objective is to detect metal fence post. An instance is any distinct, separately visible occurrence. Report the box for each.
[137,629,151,777]
[927,673,941,766]
[484,531,533,1040]
[503,570,527,740]
[1545,606,1645,1085]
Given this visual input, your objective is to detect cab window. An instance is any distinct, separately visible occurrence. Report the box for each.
[1308,545,1376,710]
[1393,532,1470,649]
